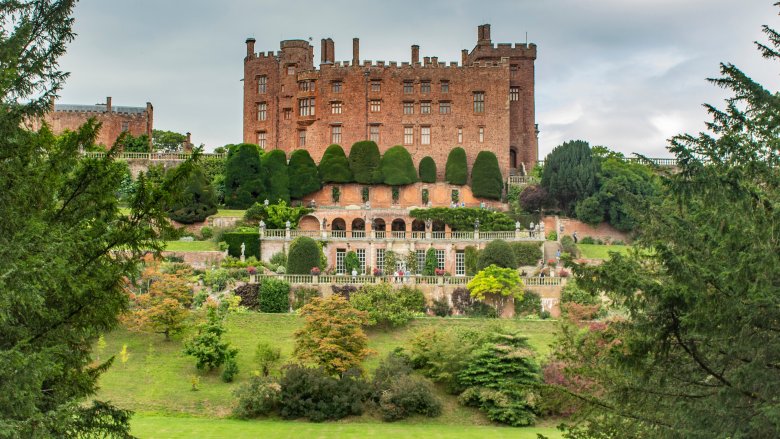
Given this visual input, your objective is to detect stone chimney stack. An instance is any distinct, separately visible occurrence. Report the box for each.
[321,38,328,63]
[352,38,359,65]
[185,132,192,151]
[106,96,112,113]
[411,45,420,64]
[477,24,491,45]
[327,38,335,63]
[461,49,468,65]
[245,37,256,57]
[431,56,438,66]
[423,56,430,66]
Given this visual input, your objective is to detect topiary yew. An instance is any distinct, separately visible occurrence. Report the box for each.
[418,156,437,183]
[225,143,264,208]
[477,240,517,270]
[445,147,468,185]
[319,144,353,183]
[471,151,503,200]
[381,145,417,185]
[262,149,290,204]
[348,140,383,184]
[288,149,321,198]
[286,236,321,274]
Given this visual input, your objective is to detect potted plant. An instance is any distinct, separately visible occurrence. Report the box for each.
[373,267,383,277]
[435,268,445,276]
[247,266,257,283]
[310,267,321,276]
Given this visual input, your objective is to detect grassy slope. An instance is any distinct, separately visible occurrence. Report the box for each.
[96,314,557,422]
[163,240,219,251]
[577,244,629,260]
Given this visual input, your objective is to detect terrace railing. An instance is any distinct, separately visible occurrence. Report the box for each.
[80,151,227,161]
[255,273,565,287]
[261,229,545,242]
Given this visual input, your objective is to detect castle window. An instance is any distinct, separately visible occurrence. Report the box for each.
[356,249,366,273]
[369,125,380,143]
[403,126,413,145]
[331,125,342,144]
[455,250,465,276]
[376,249,385,272]
[287,65,295,75]
[403,81,413,94]
[416,250,425,275]
[283,108,291,120]
[473,92,485,113]
[121,121,129,132]
[439,101,451,114]
[421,126,431,145]
[258,102,267,121]
[298,130,306,147]
[298,98,314,116]
[298,80,315,92]
[457,127,463,144]
[420,101,431,114]
[420,81,431,94]
[331,101,342,114]
[403,101,414,115]
[258,75,267,94]
[371,80,381,92]
[370,100,381,113]
[336,249,346,273]
[257,131,266,149]
[441,81,449,93]
[332,81,342,93]
[479,126,485,143]
[510,65,518,77]
[510,87,519,101]
[435,249,445,270]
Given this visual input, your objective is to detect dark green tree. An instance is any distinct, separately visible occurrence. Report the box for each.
[152,129,187,152]
[114,131,150,152]
[552,19,780,439]
[445,147,468,185]
[418,156,437,183]
[380,145,417,185]
[288,149,321,198]
[262,149,290,204]
[477,240,517,270]
[540,140,599,216]
[168,166,218,224]
[286,236,322,274]
[348,140,382,184]
[318,144,353,183]
[423,248,438,275]
[470,151,503,200]
[224,143,264,208]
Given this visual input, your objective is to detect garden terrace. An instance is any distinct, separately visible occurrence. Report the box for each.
[260,228,543,242]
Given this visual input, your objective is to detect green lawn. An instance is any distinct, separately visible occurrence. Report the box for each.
[212,209,246,218]
[131,415,563,439]
[577,244,630,260]
[96,314,557,421]
[163,240,219,251]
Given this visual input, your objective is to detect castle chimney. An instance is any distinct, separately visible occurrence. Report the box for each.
[245,37,256,57]
[352,38,359,65]
[411,45,419,64]
[431,56,438,66]
[423,56,430,66]
[327,38,335,63]
[321,38,327,64]
[185,132,192,151]
[106,96,112,113]
[477,24,491,45]
[461,49,468,65]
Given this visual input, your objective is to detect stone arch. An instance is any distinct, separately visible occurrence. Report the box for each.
[411,219,426,232]
[391,218,406,232]
[372,218,386,231]
[432,220,446,232]
[351,218,365,231]
[332,218,346,231]
[298,214,320,231]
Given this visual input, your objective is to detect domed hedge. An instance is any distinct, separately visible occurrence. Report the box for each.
[348,140,383,184]
[286,236,321,274]
[380,145,417,185]
[476,240,517,271]
[318,144,353,183]
[418,156,437,183]
[262,149,290,204]
[288,149,321,199]
[471,151,503,200]
[224,143,264,209]
[445,147,468,185]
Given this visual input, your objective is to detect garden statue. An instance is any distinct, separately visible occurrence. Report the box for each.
[515,221,521,231]
[264,199,269,206]
[285,220,291,229]
[240,242,246,262]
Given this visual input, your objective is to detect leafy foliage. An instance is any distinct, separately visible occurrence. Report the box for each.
[183,308,238,372]
[380,145,417,185]
[234,284,259,310]
[124,262,192,340]
[286,236,322,274]
[467,265,524,314]
[408,326,490,393]
[477,240,517,270]
[254,342,282,377]
[244,201,312,229]
[261,149,290,204]
[514,291,542,317]
[225,143,264,208]
[279,365,368,422]
[540,140,599,216]
[423,248,438,275]
[344,250,361,274]
[518,184,549,212]
[470,151,503,200]
[418,156,437,183]
[349,283,423,328]
[258,278,290,313]
[114,132,150,152]
[152,129,187,152]
[511,242,542,266]
[222,231,260,259]
[294,296,372,375]
[410,207,514,231]
[445,147,468,185]
[232,376,281,418]
[287,149,322,198]
[464,246,479,276]
[318,144,353,183]
[168,166,218,224]
[348,140,383,184]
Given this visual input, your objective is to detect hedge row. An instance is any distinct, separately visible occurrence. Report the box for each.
[223,232,260,259]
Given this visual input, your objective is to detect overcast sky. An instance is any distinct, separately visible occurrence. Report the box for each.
[57,0,779,157]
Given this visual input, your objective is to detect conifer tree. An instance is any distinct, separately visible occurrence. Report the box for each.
[470,151,503,200]
[288,149,321,198]
[418,156,437,183]
[224,143,264,208]
[262,149,290,204]
[445,147,468,185]
[348,140,383,184]
[319,144,353,183]
[380,145,417,185]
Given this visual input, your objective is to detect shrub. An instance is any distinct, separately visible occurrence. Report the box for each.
[244,201,312,229]
[344,250,361,274]
[348,140,382,184]
[224,143,264,209]
[579,236,596,245]
[409,207,514,231]
[279,365,367,422]
[203,268,231,292]
[378,375,442,421]
[464,246,479,276]
[183,308,238,371]
[451,288,497,318]
[221,357,239,382]
[318,144,353,183]
[222,231,260,259]
[350,283,421,328]
[560,235,579,257]
[330,284,357,300]
[418,156,437,183]
[511,242,542,266]
[514,291,542,317]
[261,149,290,204]
[471,151,503,200]
[423,248,438,275]
[232,376,281,418]
[540,140,599,216]
[234,284,259,310]
[547,231,557,241]
[259,278,290,313]
[168,167,218,224]
[380,145,417,185]
[200,226,214,240]
[269,251,287,268]
[431,297,452,317]
[445,147,468,185]
[331,186,340,202]
[408,326,489,393]
[421,188,429,205]
[477,240,517,270]
[287,149,321,198]
[519,184,549,212]
[254,342,282,377]
[291,287,321,310]
[286,236,321,274]
[575,195,605,225]
[397,286,426,313]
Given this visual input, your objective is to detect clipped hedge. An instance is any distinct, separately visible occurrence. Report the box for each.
[288,149,321,199]
[286,236,321,274]
[511,242,543,266]
[223,232,260,259]
[225,143,264,209]
[476,240,517,270]
[445,147,468,185]
[262,149,290,204]
[319,144,353,183]
[380,145,417,185]
[471,151,503,200]
[418,156,437,183]
[348,140,383,184]
[259,278,290,313]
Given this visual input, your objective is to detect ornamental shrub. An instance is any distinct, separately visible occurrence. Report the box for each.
[409,207,514,231]
[418,156,437,183]
[348,140,382,184]
[168,167,218,224]
[514,291,542,317]
[261,149,290,204]
[423,248,438,275]
[245,201,312,229]
[471,151,503,200]
[397,286,426,313]
[451,287,497,318]
[287,149,321,198]
[286,236,321,274]
[221,357,239,382]
[445,147,468,185]
[349,284,422,328]
[380,145,417,185]
[378,375,442,421]
[318,144,353,183]
[224,143,264,208]
[519,184,550,212]
[511,242,543,266]
[183,308,238,371]
[477,240,517,270]
[259,278,290,313]
[232,375,281,418]
[560,235,579,257]
[279,365,368,422]
[431,297,452,317]
[234,284,259,310]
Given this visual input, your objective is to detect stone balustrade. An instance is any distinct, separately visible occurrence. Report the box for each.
[256,273,564,286]
[259,228,545,242]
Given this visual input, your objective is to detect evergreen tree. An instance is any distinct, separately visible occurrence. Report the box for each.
[418,156,437,183]
[540,140,599,216]
[286,236,322,274]
[380,145,417,185]
[168,166,218,224]
[288,149,321,198]
[445,147,468,185]
[477,240,517,270]
[262,149,290,204]
[224,143,264,208]
[318,144,353,183]
[470,151,503,200]
[348,140,383,184]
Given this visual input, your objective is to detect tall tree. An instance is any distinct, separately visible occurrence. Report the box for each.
[168,165,218,224]
[287,149,321,198]
[552,17,780,439]
[540,140,599,216]
[318,144,353,183]
[262,149,290,204]
[152,129,187,152]
[224,143,264,208]
[348,140,383,184]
